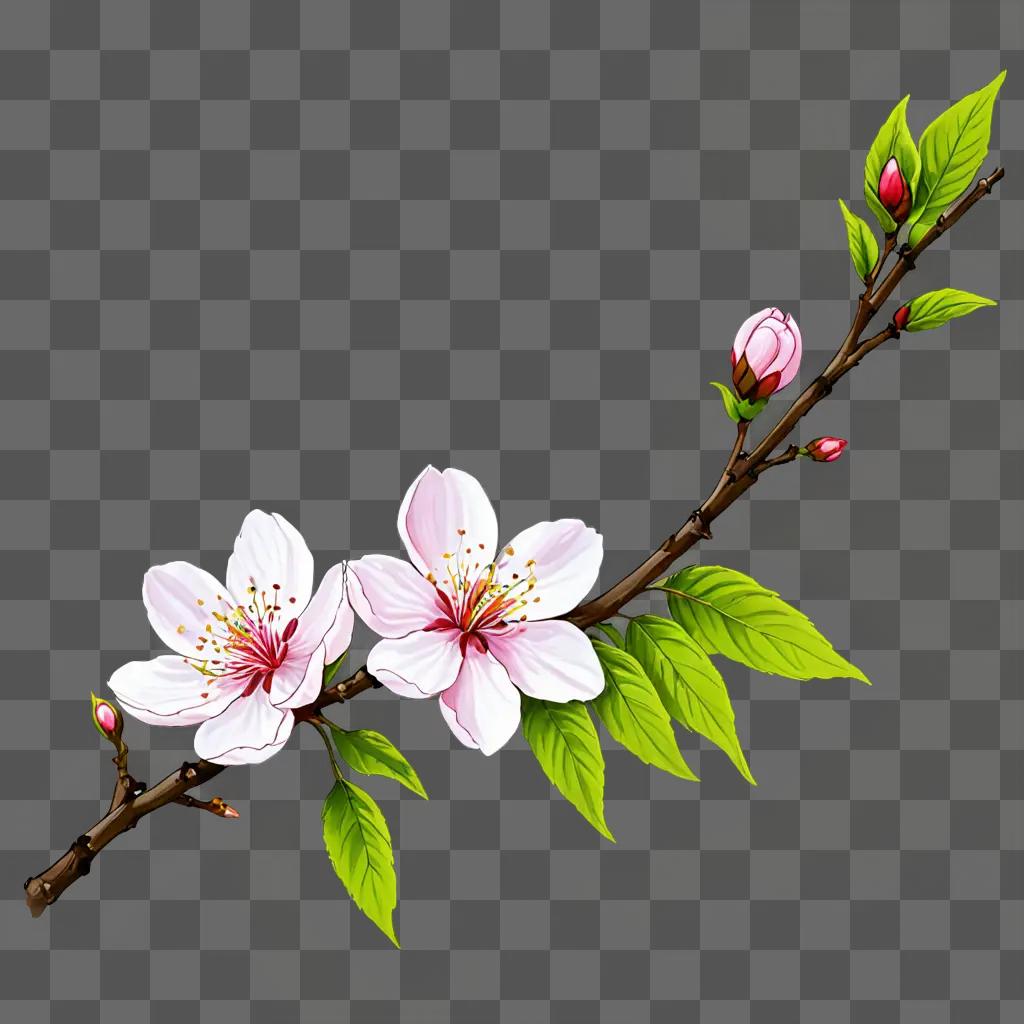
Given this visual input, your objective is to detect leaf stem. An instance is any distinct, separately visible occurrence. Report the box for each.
[310,719,344,782]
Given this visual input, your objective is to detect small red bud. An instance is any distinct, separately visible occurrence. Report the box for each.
[804,437,848,463]
[893,304,911,331]
[878,157,912,224]
[90,692,123,741]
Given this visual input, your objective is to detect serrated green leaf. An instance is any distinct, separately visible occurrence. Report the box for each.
[908,71,1005,247]
[863,95,921,234]
[521,696,614,841]
[655,566,869,685]
[322,779,399,947]
[329,725,428,800]
[625,615,755,785]
[591,622,626,648]
[590,640,698,781]
[709,381,742,423]
[901,288,997,333]
[837,198,880,281]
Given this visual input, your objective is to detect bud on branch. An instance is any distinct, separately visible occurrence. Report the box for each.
[803,437,848,463]
[878,157,912,225]
[730,307,803,403]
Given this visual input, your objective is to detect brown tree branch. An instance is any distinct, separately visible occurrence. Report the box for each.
[25,168,1003,917]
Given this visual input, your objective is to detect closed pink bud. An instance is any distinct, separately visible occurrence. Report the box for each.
[878,157,911,224]
[90,692,122,740]
[731,307,803,402]
[805,436,848,463]
[893,303,911,331]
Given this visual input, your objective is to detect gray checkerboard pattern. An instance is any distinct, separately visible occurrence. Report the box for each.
[0,1,1020,1021]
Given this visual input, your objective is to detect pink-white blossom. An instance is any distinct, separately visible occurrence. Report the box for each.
[108,511,352,765]
[347,466,605,755]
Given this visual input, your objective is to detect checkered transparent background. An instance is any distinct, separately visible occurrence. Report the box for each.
[0,1,1021,1021]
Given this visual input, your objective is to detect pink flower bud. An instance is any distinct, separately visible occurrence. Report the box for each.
[878,157,912,224]
[893,303,911,331]
[731,307,803,402]
[805,436,848,463]
[90,692,123,740]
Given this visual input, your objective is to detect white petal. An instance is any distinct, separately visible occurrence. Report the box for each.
[287,563,348,661]
[108,656,245,726]
[367,628,464,698]
[347,554,447,639]
[495,519,603,620]
[226,510,314,614]
[324,596,355,663]
[438,650,521,755]
[142,561,236,658]
[273,642,329,710]
[487,620,606,702]
[398,465,498,577]
[269,564,355,709]
[193,692,295,766]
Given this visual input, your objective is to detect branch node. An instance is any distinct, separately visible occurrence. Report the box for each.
[688,509,713,540]
[813,375,833,397]
[898,243,916,269]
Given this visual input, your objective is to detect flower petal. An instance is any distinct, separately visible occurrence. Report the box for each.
[398,465,498,578]
[487,620,605,702]
[324,595,355,663]
[193,692,295,766]
[272,645,327,710]
[142,561,236,658]
[108,655,245,726]
[495,519,603,620]
[347,554,446,639]
[226,510,314,614]
[773,313,802,389]
[286,563,348,661]
[732,307,778,363]
[268,564,352,709]
[367,628,464,699]
[438,650,521,756]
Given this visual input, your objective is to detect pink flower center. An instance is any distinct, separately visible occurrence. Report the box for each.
[179,580,300,698]
[422,529,540,653]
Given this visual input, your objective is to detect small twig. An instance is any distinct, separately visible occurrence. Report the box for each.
[174,794,240,818]
[757,444,802,473]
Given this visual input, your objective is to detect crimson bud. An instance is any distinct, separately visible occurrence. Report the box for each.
[804,437,848,463]
[878,157,912,224]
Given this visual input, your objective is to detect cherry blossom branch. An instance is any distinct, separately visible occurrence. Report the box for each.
[565,167,1004,628]
[25,168,1003,917]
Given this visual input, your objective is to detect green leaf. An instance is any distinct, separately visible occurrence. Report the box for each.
[590,640,698,781]
[710,382,768,423]
[710,381,742,423]
[591,622,625,648]
[521,696,614,841]
[656,566,869,685]
[837,198,880,281]
[736,395,769,421]
[322,779,399,947]
[328,725,428,800]
[323,652,347,688]
[863,94,921,233]
[625,614,755,785]
[901,288,997,332]
[908,71,1005,248]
